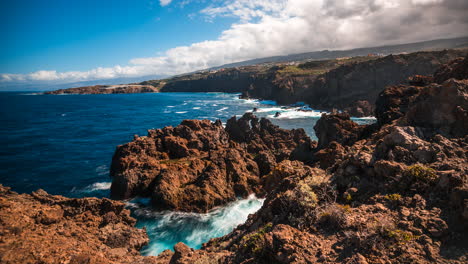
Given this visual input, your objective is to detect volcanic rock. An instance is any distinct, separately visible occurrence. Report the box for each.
[314,112,364,149]
[110,113,313,213]
[0,185,156,264]
[433,55,468,84]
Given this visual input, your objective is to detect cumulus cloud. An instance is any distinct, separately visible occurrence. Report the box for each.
[160,0,172,6]
[2,0,467,85]
[411,0,444,5]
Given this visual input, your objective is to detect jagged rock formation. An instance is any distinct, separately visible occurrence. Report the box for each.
[433,56,468,84]
[6,56,467,263]
[0,185,158,264]
[45,84,159,95]
[313,112,364,149]
[110,113,313,213]
[148,56,468,263]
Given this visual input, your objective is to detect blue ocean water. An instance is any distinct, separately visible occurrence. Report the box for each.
[0,91,374,255]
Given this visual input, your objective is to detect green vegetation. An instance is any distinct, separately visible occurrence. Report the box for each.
[284,180,318,207]
[385,229,419,243]
[384,193,402,201]
[277,56,379,77]
[277,65,328,76]
[241,223,273,255]
[345,193,352,202]
[405,164,437,183]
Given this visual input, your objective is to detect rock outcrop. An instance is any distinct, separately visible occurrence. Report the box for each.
[45,84,159,95]
[6,56,468,263]
[110,113,313,213]
[146,55,468,264]
[241,49,466,116]
[313,112,365,149]
[0,185,157,264]
[433,55,468,84]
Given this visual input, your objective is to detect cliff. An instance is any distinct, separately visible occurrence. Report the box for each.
[240,49,467,115]
[7,56,467,264]
[109,56,467,263]
[46,49,467,117]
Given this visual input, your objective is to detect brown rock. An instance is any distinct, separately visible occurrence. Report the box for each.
[110,113,311,212]
[406,79,468,137]
[313,112,364,149]
[433,55,468,84]
[0,185,154,264]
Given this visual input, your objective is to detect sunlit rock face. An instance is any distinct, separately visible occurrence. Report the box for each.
[110,112,313,213]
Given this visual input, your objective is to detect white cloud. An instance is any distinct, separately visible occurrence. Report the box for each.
[2,0,467,85]
[412,0,444,5]
[160,0,172,6]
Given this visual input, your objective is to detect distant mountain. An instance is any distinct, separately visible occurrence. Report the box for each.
[208,36,468,70]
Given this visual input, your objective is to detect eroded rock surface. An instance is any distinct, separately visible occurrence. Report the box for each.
[5,56,468,263]
[110,113,313,212]
[0,185,158,264]
[147,55,468,264]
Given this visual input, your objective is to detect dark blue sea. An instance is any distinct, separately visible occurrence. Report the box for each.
[0,91,374,255]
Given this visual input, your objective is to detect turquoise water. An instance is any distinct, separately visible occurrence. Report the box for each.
[0,91,374,255]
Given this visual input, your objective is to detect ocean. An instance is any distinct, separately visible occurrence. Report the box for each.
[0,91,374,255]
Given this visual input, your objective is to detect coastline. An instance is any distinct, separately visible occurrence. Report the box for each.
[1,55,467,263]
[43,49,468,117]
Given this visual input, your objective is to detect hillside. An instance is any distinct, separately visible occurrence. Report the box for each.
[155,49,467,116]
[208,36,468,70]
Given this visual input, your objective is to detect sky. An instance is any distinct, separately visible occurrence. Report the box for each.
[1,0,468,89]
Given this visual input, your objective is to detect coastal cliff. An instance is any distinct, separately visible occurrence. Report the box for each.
[111,56,467,263]
[3,56,467,263]
[46,49,466,117]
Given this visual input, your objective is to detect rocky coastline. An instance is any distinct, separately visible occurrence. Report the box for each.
[109,113,313,213]
[147,55,468,263]
[0,185,155,264]
[45,49,466,117]
[1,55,467,263]
[44,84,160,95]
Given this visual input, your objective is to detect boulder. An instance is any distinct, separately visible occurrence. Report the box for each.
[313,112,363,149]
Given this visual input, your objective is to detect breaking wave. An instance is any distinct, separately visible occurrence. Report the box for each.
[129,194,264,256]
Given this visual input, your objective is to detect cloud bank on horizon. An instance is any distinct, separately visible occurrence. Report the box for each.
[2,0,467,85]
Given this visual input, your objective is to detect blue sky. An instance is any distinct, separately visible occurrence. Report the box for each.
[1,0,467,88]
[1,0,234,73]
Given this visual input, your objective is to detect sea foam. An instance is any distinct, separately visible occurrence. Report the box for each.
[131,194,264,256]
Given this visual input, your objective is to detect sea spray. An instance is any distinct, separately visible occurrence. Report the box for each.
[128,194,264,256]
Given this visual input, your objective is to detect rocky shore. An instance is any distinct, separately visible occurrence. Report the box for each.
[110,114,313,213]
[44,84,160,95]
[0,185,155,264]
[113,55,467,263]
[2,55,467,263]
[45,49,466,117]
